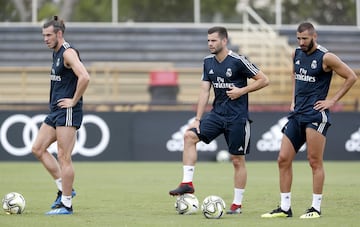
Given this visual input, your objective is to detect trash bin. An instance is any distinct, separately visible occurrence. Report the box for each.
[149,70,179,104]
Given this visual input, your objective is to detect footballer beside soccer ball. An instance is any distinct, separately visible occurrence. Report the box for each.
[174,193,199,215]
[2,192,26,214]
[201,195,226,219]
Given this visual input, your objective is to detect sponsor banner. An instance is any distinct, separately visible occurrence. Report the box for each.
[0,112,133,161]
[0,111,359,161]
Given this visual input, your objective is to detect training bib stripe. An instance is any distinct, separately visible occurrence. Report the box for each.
[317,45,328,53]
[244,120,251,154]
[65,107,73,127]
[62,42,71,49]
[317,111,328,133]
[229,51,259,75]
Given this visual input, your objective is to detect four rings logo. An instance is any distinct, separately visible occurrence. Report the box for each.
[0,114,110,157]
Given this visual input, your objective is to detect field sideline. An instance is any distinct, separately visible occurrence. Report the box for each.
[0,161,359,227]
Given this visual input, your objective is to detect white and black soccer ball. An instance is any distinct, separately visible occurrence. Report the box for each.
[174,193,199,215]
[2,192,26,214]
[216,150,231,162]
[201,195,226,219]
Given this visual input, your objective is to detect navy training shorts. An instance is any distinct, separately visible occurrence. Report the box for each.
[44,107,83,129]
[282,114,331,152]
[190,111,251,155]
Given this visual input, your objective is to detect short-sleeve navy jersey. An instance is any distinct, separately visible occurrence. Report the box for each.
[202,50,259,120]
[49,42,82,111]
[292,45,333,118]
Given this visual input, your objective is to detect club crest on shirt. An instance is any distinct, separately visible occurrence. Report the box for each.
[226,68,232,77]
[311,60,317,69]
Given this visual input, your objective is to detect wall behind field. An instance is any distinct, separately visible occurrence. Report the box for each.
[0,111,359,161]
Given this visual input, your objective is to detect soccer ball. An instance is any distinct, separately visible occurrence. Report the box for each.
[2,192,26,214]
[201,195,226,219]
[174,193,199,215]
[216,150,231,162]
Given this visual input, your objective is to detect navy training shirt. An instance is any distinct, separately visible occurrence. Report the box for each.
[202,50,259,120]
[292,45,333,117]
[49,42,82,111]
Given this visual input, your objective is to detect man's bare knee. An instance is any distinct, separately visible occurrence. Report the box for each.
[184,130,198,142]
[32,145,43,159]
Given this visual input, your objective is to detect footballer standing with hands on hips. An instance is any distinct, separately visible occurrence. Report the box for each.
[32,16,90,215]
[261,22,357,219]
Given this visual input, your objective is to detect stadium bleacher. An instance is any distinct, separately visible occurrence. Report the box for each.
[0,26,211,67]
[0,25,359,110]
[278,28,360,69]
[1,25,359,68]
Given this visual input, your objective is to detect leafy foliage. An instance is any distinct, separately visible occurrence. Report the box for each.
[0,0,357,25]
[282,0,356,25]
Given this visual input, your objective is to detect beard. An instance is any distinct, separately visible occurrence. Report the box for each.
[51,40,59,49]
[301,38,314,53]
[210,45,223,55]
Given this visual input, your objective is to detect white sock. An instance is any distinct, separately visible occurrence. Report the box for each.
[55,178,62,191]
[232,188,245,205]
[61,195,72,208]
[182,165,195,183]
[280,192,291,211]
[312,194,322,212]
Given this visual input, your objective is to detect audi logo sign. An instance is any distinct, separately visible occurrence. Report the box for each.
[0,114,110,157]
[0,111,358,161]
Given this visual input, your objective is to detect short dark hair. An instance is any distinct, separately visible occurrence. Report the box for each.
[297,22,315,34]
[43,16,65,33]
[208,26,228,39]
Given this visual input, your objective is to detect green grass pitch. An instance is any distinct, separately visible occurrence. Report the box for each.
[0,161,359,227]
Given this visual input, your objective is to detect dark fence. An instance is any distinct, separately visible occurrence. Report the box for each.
[0,111,359,161]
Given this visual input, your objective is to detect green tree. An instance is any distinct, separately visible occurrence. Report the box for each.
[38,1,59,21]
[200,0,239,23]
[72,0,112,22]
[0,0,357,25]
[0,0,23,22]
[118,0,193,22]
[281,0,356,25]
